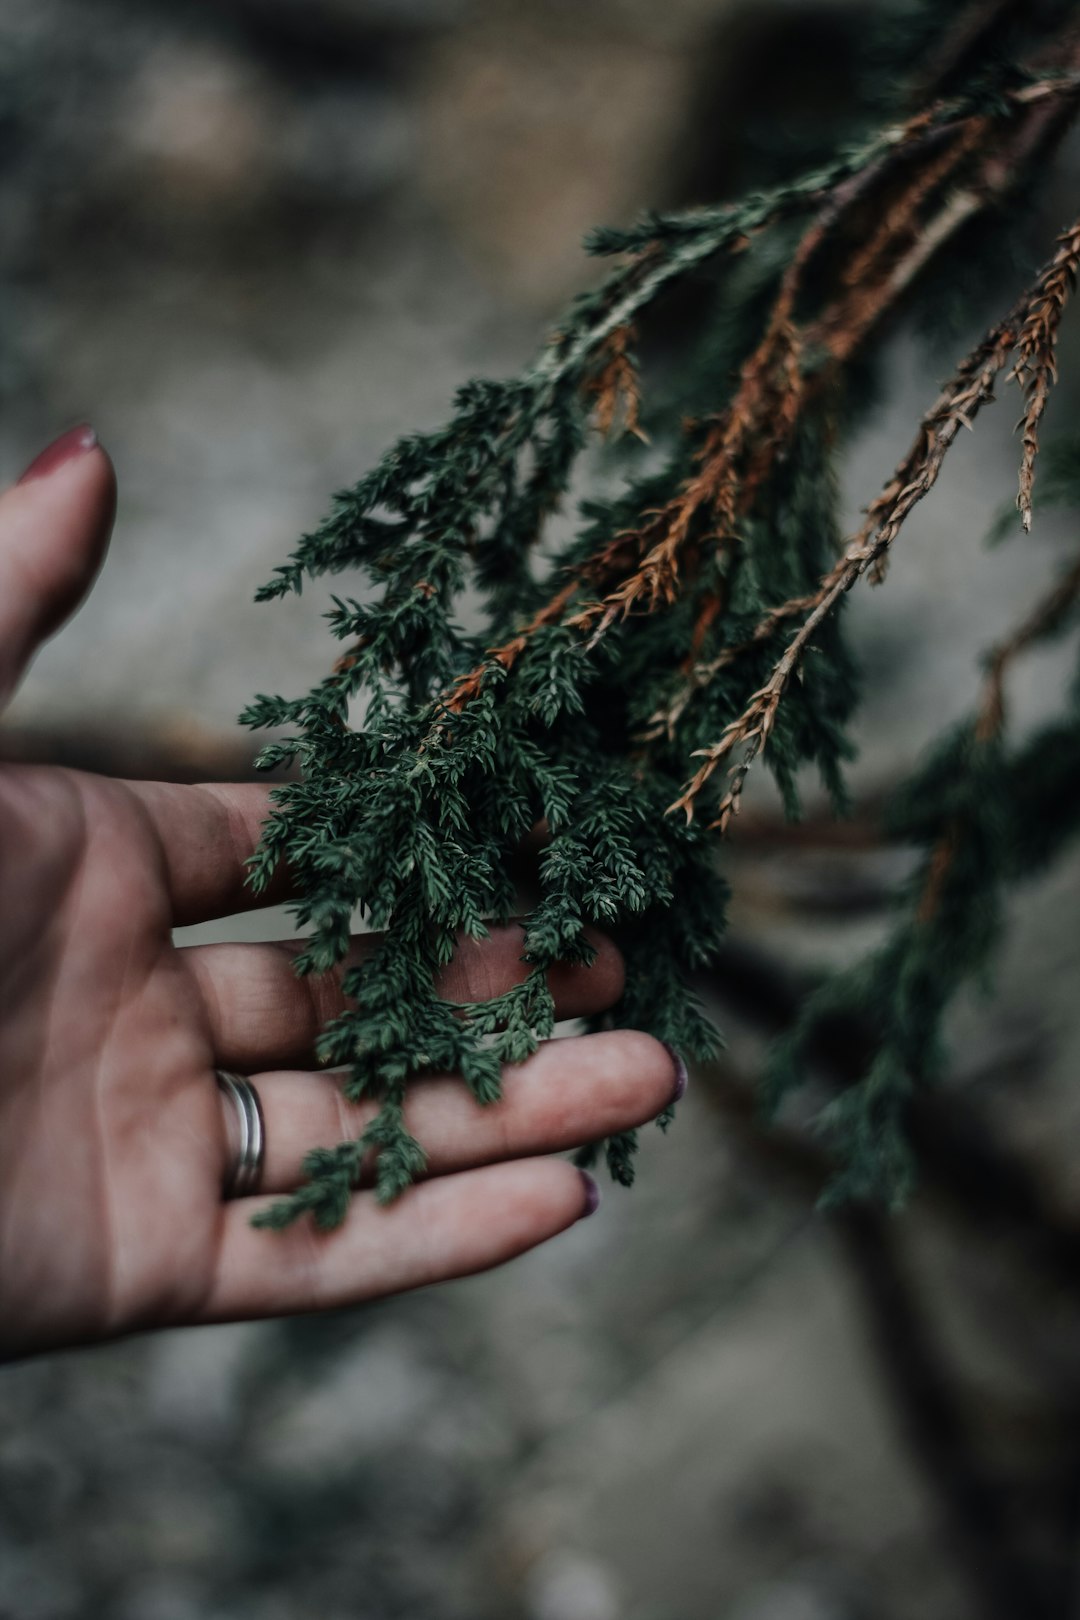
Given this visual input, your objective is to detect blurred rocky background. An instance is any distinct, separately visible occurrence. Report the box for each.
[5,1,1080,1616]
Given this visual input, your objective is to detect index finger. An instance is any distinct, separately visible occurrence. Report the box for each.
[0,430,116,706]
[126,779,293,925]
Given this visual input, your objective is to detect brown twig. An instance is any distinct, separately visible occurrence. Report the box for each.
[672,158,1080,829]
[443,576,583,713]
[442,107,970,707]
[567,111,956,647]
[649,112,1079,740]
[442,67,1080,729]
[671,314,1019,827]
[839,116,988,295]
[1010,219,1080,531]
[585,325,647,442]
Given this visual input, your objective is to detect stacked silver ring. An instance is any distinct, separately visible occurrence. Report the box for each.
[215,1070,266,1198]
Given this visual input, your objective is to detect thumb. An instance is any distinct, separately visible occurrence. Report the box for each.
[0,425,117,707]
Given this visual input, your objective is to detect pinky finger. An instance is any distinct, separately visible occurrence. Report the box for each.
[194,1159,597,1325]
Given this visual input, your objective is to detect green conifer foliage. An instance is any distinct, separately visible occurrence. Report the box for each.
[243,5,1080,1229]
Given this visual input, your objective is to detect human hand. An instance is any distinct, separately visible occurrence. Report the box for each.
[0,428,683,1360]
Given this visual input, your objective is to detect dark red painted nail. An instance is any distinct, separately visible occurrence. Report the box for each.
[578,1170,601,1218]
[17,424,98,486]
[662,1043,689,1103]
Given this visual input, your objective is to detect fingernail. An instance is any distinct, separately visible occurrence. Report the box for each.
[578,1169,601,1218]
[662,1042,689,1103]
[17,424,98,486]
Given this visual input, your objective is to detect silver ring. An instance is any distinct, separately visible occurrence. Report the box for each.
[215,1071,266,1199]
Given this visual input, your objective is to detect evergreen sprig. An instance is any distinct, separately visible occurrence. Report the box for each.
[770,538,1080,1200]
[244,13,1080,1227]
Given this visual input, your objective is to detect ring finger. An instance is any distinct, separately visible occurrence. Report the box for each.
[244,1030,683,1194]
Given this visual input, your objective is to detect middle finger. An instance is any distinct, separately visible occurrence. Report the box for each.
[183,922,625,1071]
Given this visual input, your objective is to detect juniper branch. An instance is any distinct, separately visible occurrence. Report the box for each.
[674,209,1080,829]
[246,18,1080,1226]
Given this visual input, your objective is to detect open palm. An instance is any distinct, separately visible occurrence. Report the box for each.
[0,431,679,1360]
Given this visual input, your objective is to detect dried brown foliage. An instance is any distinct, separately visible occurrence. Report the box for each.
[442,55,1080,789]
[586,325,647,442]
[673,216,1080,831]
[1010,219,1080,530]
